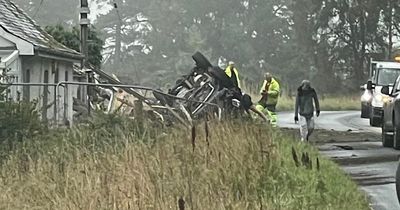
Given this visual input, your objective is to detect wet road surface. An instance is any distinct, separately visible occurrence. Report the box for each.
[278,111,381,133]
[278,111,400,210]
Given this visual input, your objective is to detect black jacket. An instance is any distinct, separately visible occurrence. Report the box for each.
[295,87,320,118]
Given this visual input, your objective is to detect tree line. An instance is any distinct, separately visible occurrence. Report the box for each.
[13,0,400,94]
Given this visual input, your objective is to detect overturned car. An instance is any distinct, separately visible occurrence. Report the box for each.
[87,52,261,126]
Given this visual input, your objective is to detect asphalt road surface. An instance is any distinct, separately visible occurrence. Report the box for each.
[278,111,400,210]
[278,111,381,133]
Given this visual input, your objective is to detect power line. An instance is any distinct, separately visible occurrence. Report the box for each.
[32,0,44,19]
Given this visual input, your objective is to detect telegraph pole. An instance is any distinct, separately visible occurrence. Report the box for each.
[80,0,89,68]
[114,1,122,72]
[80,0,91,114]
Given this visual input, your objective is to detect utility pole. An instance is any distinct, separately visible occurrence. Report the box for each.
[114,1,122,73]
[80,0,91,114]
[80,0,89,68]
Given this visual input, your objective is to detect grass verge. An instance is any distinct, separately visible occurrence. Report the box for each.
[0,116,369,209]
[277,95,360,112]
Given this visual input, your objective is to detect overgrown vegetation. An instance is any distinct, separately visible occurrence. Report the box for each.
[45,24,104,69]
[277,95,360,112]
[0,113,369,209]
[242,81,361,112]
[0,101,44,140]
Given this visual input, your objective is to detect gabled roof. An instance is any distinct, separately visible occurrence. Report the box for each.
[0,0,82,60]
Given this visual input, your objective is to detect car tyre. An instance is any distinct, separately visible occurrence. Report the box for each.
[208,67,235,89]
[370,116,381,127]
[361,104,369,118]
[192,52,212,70]
[394,126,400,150]
[396,161,400,203]
[382,123,393,147]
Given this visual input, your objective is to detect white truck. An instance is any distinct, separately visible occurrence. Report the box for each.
[361,60,400,126]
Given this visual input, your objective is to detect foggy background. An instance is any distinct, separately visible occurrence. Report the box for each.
[13,0,400,95]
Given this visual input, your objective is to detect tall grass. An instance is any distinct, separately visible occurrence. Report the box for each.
[277,95,360,111]
[0,116,368,209]
[242,79,360,112]
[247,91,360,112]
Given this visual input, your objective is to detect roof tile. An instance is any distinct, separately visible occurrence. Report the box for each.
[0,0,82,58]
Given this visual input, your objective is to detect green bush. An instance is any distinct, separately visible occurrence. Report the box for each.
[0,101,44,142]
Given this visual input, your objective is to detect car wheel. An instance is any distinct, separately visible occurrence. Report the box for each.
[208,67,235,89]
[192,52,212,70]
[361,104,369,118]
[394,126,400,150]
[382,123,393,147]
[370,116,381,127]
[396,161,400,203]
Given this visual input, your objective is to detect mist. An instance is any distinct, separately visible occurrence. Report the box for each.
[12,0,400,95]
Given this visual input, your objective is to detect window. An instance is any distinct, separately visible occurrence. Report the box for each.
[64,70,69,122]
[42,70,49,122]
[53,62,58,119]
[377,68,400,86]
[65,70,69,82]
[23,69,30,101]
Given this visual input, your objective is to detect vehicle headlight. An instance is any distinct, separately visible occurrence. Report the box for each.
[382,95,391,104]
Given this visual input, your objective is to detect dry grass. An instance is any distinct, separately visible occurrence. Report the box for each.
[242,79,360,112]
[0,116,369,210]
[246,92,360,112]
[276,95,360,111]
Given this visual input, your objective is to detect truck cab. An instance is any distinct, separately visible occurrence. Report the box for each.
[361,61,400,126]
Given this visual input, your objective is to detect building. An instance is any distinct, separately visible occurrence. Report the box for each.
[0,0,83,124]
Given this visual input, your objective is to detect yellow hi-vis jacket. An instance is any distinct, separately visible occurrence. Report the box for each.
[259,78,280,106]
[225,66,241,88]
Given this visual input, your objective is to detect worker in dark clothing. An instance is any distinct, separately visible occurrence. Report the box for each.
[232,91,268,122]
[294,80,320,141]
[225,61,241,89]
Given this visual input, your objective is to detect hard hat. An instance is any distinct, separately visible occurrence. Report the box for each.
[228,61,235,65]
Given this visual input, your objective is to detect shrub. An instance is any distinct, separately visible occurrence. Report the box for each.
[0,101,44,142]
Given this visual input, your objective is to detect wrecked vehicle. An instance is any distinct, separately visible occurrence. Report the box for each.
[152,52,252,124]
[88,52,254,126]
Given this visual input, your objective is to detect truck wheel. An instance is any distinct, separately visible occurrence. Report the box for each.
[382,123,393,147]
[394,126,400,150]
[361,104,369,118]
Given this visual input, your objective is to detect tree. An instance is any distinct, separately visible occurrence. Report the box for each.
[13,0,396,94]
[45,24,104,69]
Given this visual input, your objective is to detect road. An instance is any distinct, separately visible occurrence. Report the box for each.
[278,111,381,133]
[278,111,400,210]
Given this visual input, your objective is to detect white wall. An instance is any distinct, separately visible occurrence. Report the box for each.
[0,36,14,48]
[21,56,74,124]
[0,32,76,125]
[58,61,74,125]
